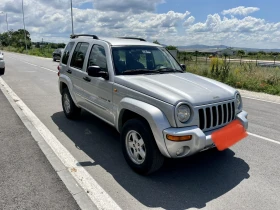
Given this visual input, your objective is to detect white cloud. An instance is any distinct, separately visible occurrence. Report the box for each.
[188,14,274,33]
[184,13,280,48]
[183,16,195,27]
[0,1,280,49]
[222,6,260,16]
[93,0,164,13]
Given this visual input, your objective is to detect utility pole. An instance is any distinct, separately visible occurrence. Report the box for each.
[22,0,28,52]
[0,12,9,49]
[71,0,74,35]
[6,13,9,50]
[5,13,8,31]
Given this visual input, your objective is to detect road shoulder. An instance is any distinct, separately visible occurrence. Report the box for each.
[0,79,97,210]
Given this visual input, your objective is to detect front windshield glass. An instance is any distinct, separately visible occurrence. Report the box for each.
[112,46,182,75]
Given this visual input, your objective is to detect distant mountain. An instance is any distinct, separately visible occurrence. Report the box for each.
[178,44,227,50]
[232,47,280,53]
[175,44,280,53]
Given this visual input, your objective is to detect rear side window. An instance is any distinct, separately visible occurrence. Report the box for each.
[70,42,89,70]
[61,42,74,65]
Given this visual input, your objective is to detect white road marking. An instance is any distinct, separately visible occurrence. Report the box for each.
[243,96,280,105]
[10,56,57,73]
[39,66,57,73]
[23,61,37,67]
[0,77,122,210]
[248,132,280,145]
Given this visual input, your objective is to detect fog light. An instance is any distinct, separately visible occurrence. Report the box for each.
[166,135,192,141]
[176,148,185,156]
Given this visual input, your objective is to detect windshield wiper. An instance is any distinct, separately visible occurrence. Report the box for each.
[155,68,184,73]
[121,68,184,75]
[122,69,155,75]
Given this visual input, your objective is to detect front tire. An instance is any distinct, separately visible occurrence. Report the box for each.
[62,88,81,119]
[121,119,164,175]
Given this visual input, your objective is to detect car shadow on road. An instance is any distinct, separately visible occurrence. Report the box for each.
[51,110,250,210]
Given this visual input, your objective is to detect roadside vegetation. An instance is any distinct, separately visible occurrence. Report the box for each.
[184,58,280,95]
[177,50,280,62]
[0,29,65,58]
[153,41,280,96]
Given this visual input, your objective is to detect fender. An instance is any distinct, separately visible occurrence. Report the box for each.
[118,98,171,158]
[59,76,78,105]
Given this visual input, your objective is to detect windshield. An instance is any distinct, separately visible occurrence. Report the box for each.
[112,46,182,75]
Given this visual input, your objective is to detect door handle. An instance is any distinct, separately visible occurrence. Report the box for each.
[67,69,72,74]
[83,76,91,82]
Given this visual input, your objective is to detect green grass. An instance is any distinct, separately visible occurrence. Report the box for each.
[184,58,280,95]
[1,46,54,58]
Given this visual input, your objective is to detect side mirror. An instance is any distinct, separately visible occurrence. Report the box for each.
[87,66,109,80]
[180,64,186,70]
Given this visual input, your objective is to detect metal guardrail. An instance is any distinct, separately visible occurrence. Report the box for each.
[257,62,280,67]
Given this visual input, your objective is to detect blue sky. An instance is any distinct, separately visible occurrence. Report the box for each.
[1,0,280,49]
[157,0,278,22]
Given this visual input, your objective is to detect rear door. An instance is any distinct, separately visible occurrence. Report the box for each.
[68,42,90,107]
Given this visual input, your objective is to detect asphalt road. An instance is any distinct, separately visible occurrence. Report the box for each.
[1,51,280,210]
[0,79,80,209]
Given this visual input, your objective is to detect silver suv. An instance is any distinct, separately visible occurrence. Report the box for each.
[58,34,248,175]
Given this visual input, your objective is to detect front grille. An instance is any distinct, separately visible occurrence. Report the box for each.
[198,101,235,131]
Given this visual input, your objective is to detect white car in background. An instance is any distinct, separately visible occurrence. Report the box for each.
[0,51,5,75]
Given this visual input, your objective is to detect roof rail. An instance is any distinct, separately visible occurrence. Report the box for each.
[118,37,146,41]
[70,34,99,39]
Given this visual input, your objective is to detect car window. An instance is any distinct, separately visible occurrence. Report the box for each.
[112,46,181,75]
[70,42,89,70]
[61,42,74,65]
[87,45,108,72]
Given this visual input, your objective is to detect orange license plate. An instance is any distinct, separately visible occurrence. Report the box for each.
[212,120,248,151]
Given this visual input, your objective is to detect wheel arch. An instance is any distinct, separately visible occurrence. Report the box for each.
[117,98,171,158]
[59,76,78,105]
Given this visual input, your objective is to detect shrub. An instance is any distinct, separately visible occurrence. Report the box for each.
[186,61,280,96]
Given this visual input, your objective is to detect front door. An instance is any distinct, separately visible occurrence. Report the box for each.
[81,44,114,124]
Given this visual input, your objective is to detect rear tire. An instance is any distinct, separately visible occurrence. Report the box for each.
[121,119,164,175]
[0,68,5,75]
[53,58,56,62]
[62,88,81,119]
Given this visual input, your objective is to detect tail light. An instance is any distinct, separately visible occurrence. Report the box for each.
[57,65,60,76]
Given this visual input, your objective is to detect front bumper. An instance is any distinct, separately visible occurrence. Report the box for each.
[163,110,248,158]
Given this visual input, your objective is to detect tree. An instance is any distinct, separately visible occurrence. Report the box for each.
[0,29,32,49]
[258,51,266,55]
[248,52,257,56]
[153,40,160,45]
[237,50,245,56]
[35,42,40,48]
[57,43,66,48]
[165,45,177,50]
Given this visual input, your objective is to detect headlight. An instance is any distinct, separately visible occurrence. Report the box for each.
[177,104,191,123]
[236,94,242,110]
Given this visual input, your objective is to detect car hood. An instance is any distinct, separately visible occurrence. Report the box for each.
[114,73,237,106]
